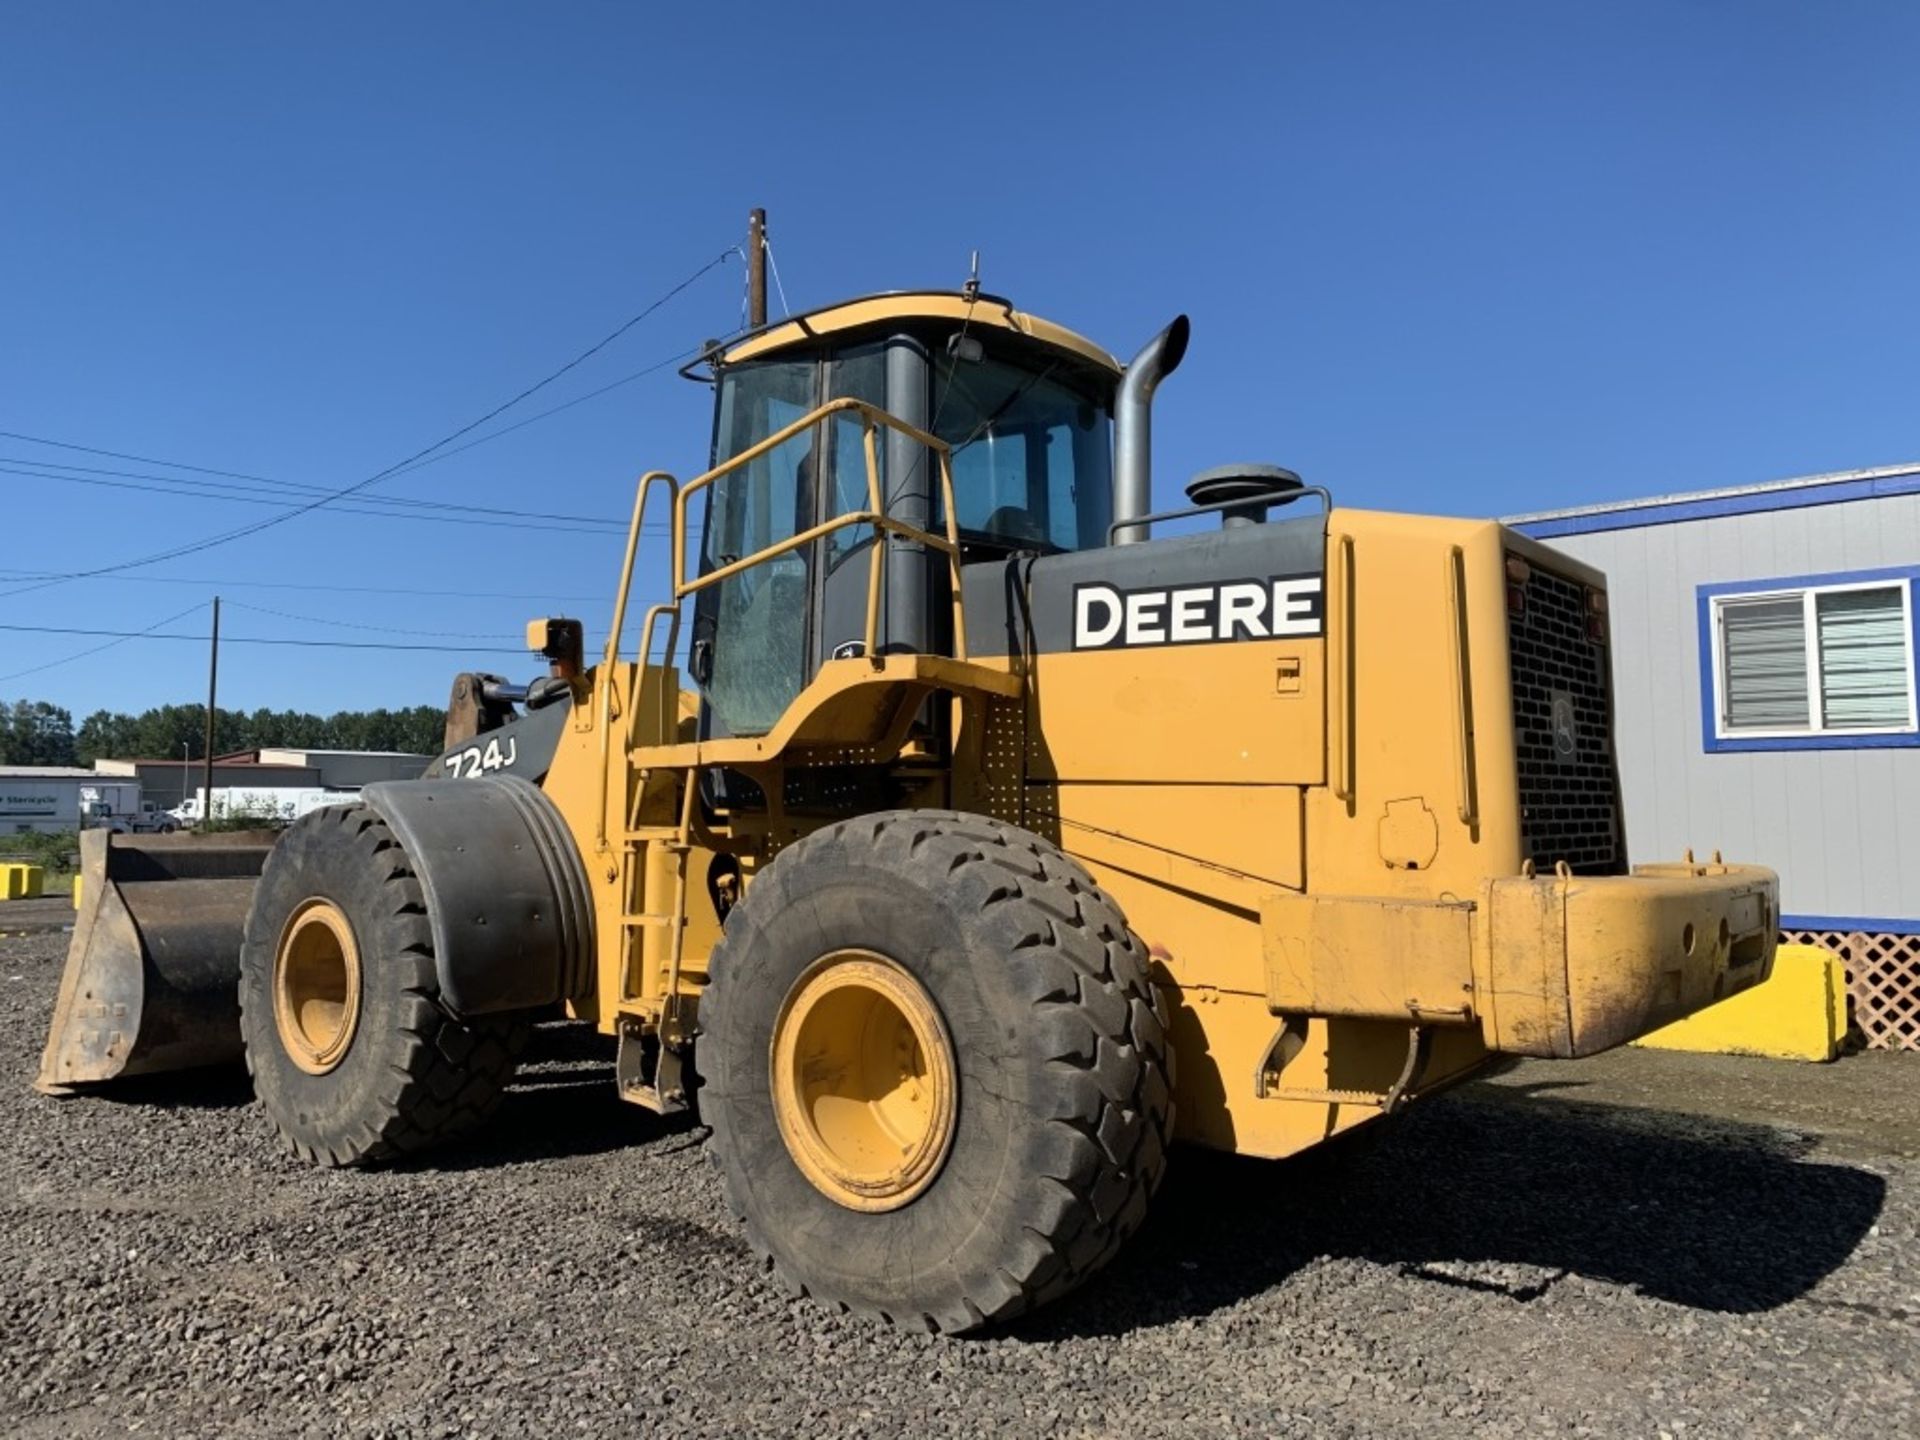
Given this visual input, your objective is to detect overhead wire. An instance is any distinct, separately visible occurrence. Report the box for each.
[0,569,606,604]
[0,332,712,501]
[0,230,764,693]
[0,245,737,600]
[325,338,721,488]
[0,621,531,655]
[0,338,724,551]
[764,233,793,317]
[0,601,208,684]
[0,429,287,486]
[0,464,649,537]
[223,599,519,642]
[0,453,633,529]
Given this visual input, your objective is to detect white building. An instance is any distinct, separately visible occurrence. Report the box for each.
[1510,461,1920,1049]
[0,767,145,835]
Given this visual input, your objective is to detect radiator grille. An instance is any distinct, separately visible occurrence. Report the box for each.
[1507,559,1623,874]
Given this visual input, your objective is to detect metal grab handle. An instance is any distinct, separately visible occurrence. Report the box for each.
[1329,532,1355,802]
[1444,545,1479,829]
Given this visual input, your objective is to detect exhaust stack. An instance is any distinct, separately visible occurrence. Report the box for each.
[1111,314,1191,545]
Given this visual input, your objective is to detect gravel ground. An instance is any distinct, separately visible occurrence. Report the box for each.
[2,927,1915,1438]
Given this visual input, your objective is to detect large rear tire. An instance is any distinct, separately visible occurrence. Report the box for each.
[239,805,526,1167]
[700,809,1173,1332]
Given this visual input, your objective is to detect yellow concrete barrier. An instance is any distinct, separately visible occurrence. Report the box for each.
[1634,943,1843,1062]
[1,864,46,901]
[72,874,83,911]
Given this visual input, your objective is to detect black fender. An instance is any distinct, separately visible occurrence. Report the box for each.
[359,775,594,1017]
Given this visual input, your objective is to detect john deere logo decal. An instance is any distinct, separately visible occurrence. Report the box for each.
[1071,575,1323,649]
[1550,690,1578,761]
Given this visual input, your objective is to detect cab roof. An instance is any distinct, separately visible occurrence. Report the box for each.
[718,291,1122,376]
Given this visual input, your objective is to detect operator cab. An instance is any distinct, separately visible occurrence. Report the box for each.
[690,292,1121,740]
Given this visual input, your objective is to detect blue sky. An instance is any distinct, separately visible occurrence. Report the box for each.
[4,2,1917,721]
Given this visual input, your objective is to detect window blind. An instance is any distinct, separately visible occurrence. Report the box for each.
[1721,597,1810,729]
[1817,586,1910,728]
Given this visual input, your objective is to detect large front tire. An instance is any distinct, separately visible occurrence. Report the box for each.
[700,809,1173,1332]
[239,805,526,1167]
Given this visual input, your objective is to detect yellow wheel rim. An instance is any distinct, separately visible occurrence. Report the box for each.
[273,899,362,1076]
[771,949,958,1213]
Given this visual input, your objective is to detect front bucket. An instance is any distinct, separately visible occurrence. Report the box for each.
[35,828,278,1094]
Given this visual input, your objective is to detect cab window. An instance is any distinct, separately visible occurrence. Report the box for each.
[932,354,1112,552]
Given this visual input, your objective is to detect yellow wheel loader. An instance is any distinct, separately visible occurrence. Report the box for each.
[38,290,1778,1332]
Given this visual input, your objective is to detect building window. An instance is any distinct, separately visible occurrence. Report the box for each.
[1701,569,1919,751]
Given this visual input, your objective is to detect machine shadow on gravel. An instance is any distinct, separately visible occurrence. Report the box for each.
[53,1067,259,1111]
[1007,1088,1888,1342]
[35,1020,687,1168]
[392,1022,696,1172]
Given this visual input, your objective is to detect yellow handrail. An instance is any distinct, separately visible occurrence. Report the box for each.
[598,470,679,853]
[606,471,680,669]
[667,396,970,663]
[595,398,972,845]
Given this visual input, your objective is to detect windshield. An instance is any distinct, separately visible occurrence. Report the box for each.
[931,354,1112,551]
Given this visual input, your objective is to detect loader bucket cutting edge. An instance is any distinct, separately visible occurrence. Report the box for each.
[35,828,279,1095]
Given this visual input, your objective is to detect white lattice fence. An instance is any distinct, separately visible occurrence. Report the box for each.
[1784,930,1920,1052]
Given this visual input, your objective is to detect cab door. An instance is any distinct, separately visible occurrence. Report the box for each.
[690,359,819,739]
[691,339,936,742]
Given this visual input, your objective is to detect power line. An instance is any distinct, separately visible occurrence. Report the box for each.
[0,246,736,600]
[223,599,519,642]
[0,601,208,685]
[0,453,638,530]
[0,621,531,655]
[0,431,281,486]
[362,342,717,482]
[0,569,607,604]
[0,332,717,525]
[0,340,716,548]
[764,233,793,317]
[0,464,652,537]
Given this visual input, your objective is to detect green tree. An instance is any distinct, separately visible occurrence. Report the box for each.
[0,699,77,766]
[398,706,446,754]
[128,704,205,760]
[75,710,137,766]
[24,697,442,764]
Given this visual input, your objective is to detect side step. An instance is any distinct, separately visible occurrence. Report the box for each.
[614,1018,690,1115]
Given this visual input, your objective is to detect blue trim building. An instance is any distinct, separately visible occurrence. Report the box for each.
[1508,463,1920,940]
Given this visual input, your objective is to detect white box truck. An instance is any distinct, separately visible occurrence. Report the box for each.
[0,772,157,835]
[80,789,180,833]
[171,787,359,828]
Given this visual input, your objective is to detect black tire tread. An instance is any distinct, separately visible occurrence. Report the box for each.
[239,805,526,1167]
[705,808,1173,1331]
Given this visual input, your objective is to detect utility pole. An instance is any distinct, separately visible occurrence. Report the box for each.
[201,596,219,826]
[747,207,768,329]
